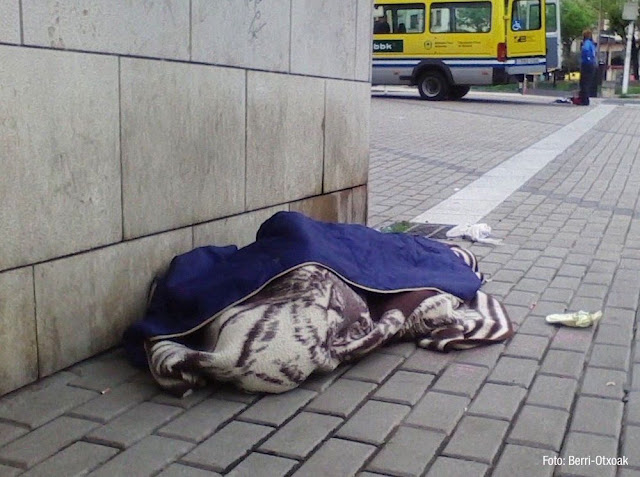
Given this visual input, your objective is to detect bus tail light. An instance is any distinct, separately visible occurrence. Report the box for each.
[497,43,507,62]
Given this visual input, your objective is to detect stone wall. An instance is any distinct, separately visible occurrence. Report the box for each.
[0,0,372,395]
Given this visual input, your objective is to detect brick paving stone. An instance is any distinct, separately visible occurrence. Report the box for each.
[550,276,582,289]
[514,278,548,293]
[299,365,349,393]
[291,438,375,477]
[401,348,453,374]
[504,290,538,308]
[453,343,505,368]
[526,375,577,411]
[588,344,630,371]
[576,284,608,300]
[557,432,618,477]
[21,441,118,477]
[152,387,215,409]
[67,379,158,423]
[181,421,273,473]
[0,379,97,429]
[492,269,526,283]
[595,324,633,347]
[156,464,222,476]
[488,357,538,388]
[492,444,555,477]
[539,287,575,304]
[67,349,140,392]
[518,316,558,337]
[619,470,640,477]
[442,416,509,464]
[539,349,586,379]
[335,400,409,445]
[91,435,193,477]
[526,266,557,281]
[367,426,445,477]
[570,296,606,312]
[431,363,488,397]
[425,456,488,477]
[580,367,627,399]
[606,291,639,310]
[627,392,640,425]
[535,257,563,269]
[259,412,342,459]
[504,334,549,360]
[157,398,246,443]
[86,401,182,449]
[0,416,97,469]
[225,453,297,477]
[570,396,623,437]
[557,264,587,278]
[341,353,403,383]
[379,342,417,358]
[481,280,512,297]
[468,383,526,421]
[502,305,530,326]
[209,387,261,405]
[507,405,569,451]
[239,388,316,426]
[404,391,469,435]
[0,422,27,447]
[551,328,594,353]
[0,464,21,476]
[623,425,640,469]
[305,379,375,418]
[373,369,433,405]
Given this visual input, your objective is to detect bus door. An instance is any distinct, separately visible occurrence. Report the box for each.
[545,0,562,71]
[506,0,547,74]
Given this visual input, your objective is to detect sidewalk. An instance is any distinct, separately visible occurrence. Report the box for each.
[2,93,640,476]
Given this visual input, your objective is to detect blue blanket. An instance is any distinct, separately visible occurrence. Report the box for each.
[123,211,483,366]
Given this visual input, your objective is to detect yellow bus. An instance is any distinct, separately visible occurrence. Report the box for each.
[372,0,547,99]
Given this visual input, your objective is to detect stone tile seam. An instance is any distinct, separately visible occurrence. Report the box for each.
[618,307,640,462]
[0,42,371,84]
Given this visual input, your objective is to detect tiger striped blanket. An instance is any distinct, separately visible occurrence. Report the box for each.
[147,245,512,397]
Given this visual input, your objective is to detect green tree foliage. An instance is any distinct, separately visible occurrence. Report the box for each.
[560,0,597,47]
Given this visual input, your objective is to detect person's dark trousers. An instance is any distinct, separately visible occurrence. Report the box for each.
[579,62,595,105]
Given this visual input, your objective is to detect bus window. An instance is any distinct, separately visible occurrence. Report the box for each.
[546,3,557,32]
[373,3,425,34]
[430,2,492,33]
[511,0,541,31]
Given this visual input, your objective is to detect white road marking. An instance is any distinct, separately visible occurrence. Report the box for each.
[412,104,616,225]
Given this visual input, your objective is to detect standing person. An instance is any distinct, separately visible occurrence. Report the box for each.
[579,29,597,105]
[374,15,391,34]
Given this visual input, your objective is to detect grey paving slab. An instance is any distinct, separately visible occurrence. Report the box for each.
[299,365,349,393]
[425,456,488,477]
[152,387,215,409]
[570,396,624,438]
[0,378,97,429]
[517,315,558,337]
[626,392,640,425]
[551,327,596,353]
[156,464,222,477]
[404,391,470,435]
[21,442,118,477]
[367,426,444,477]
[507,405,569,451]
[157,398,246,443]
[0,464,21,477]
[291,438,375,477]
[526,375,577,411]
[90,435,193,477]
[557,432,618,477]
[595,324,633,347]
[539,349,586,379]
[580,367,627,399]
[378,342,417,358]
[305,379,375,418]
[442,416,509,464]
[181,421,273,473]
[452,343,505,368]
[239,388,316,426]
[0,416,98,469]
[67,379,158,423]
[86,401,182,449]
[588,343,630,371]
[67,349,140,392]
[373,370,433,405]
[504,333,549,360]
[488,356,538,388]
[335,400,410,445]
[468,383,526,421]
[0,422,27,447]
[622,425,640,469]
[341,353,403,383]
[259,412,342,459]
[400,348,453,374]
[225,453,297,477]
[431,363,488,397]
[492,444,556,477]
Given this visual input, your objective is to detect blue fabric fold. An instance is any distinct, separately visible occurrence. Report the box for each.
[123,211,482,366]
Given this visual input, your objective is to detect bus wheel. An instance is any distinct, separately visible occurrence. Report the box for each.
[449,85,470,100]
[417,71,449,100]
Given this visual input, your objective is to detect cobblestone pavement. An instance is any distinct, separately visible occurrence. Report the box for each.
[2,92,640,477]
